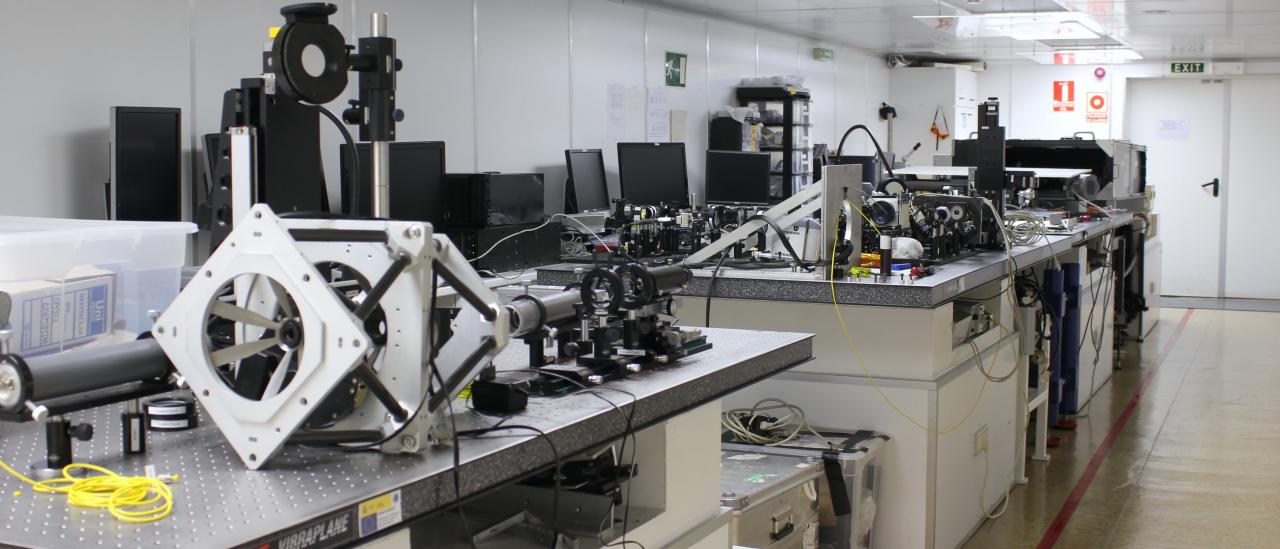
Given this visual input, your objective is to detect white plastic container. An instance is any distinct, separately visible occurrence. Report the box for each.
[0,216,194,355]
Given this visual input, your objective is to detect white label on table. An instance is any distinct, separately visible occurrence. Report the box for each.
[358,489,403,538]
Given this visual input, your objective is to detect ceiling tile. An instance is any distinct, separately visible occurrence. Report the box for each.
[647,0,1278,61]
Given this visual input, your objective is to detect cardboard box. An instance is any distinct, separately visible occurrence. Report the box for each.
[0,267,114,356]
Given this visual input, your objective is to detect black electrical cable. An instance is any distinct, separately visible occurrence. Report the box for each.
[505,368,641,546]
[444,375,476,549]
[458,424,561,547]
[312,104,361,215]
[338,271,439,451]
[1077,231,1114,353]
[743,215,814,272]
[705,252,729,328]
[684,258,790,270]
[834,124,896,179]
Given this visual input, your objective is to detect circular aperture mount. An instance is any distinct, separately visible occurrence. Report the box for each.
[203,274,305,402]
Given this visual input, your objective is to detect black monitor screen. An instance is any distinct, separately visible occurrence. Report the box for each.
[341,141,446,223]
[565,149,610,212]
[617,143,689,206]
[489,173,546,225]
[706,151,772,205]
[111,107,182,221]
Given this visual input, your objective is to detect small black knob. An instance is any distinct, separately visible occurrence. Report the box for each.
[342,106,362,125]
[394,58,404,71]
[70,423,94,441]
[392,109,405,122]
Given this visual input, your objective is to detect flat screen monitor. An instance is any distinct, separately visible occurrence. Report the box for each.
[617,142,689,206]
[109,107,182,221]
[705,150,772,205]
[487,173,546,225]
[565,149,610,212]
[340,141,446,223]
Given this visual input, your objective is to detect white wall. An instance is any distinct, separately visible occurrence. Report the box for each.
[887,67,977,163]
[975,63,1166,142]
[0,0,192,219]
[0,0,891,219]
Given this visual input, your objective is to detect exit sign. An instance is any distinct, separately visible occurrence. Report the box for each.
[1171,62,1205,74]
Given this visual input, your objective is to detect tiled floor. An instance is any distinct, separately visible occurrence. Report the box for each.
[962,307,1280,549]
[1162,297,1280,313]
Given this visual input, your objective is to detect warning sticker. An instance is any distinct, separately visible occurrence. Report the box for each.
[357,490,403,538]
[1053,80,1075,112]
[1086,92,1108,123]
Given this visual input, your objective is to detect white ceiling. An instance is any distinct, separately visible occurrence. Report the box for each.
[642,0,1280,63]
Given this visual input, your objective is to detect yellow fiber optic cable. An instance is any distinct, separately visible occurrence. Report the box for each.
[0,457,176,523]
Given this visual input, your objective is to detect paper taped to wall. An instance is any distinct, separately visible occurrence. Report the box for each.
[1158,118,1189,140]
[647,87,670,142]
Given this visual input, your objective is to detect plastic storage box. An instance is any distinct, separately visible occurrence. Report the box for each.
[724,430,888,549]
[721,449,821,549]
[0,216,194,355]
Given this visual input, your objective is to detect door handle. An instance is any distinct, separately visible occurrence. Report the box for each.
[1201,178,1220,198]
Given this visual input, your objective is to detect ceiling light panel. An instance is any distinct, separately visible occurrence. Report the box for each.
[1017,48,1143,64]
[915,11,1102,41]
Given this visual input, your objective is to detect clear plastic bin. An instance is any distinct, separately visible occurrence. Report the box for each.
[0,216,194,355]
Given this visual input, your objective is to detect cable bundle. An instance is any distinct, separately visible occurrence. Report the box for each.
[721,398,830,447]
[1001,210,1048,247]
[0,459,176,523]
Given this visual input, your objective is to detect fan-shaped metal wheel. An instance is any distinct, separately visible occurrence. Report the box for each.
[204,275,304,402]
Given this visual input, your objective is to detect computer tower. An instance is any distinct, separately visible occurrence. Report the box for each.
[444,222,562,273]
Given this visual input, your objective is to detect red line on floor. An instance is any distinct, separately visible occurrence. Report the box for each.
[1036,308,1195,549]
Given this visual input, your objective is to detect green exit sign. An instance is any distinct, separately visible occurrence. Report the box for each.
[1171,62,1205,74]
[665,52,687,88]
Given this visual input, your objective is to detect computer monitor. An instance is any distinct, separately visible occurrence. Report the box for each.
[617,142,689,206]
[109,107,182,221]
[340,141,446,223]
[705,150,772,205]
[564,149,610,213]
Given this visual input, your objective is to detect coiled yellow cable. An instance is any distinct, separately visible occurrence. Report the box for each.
[0,457,176,523]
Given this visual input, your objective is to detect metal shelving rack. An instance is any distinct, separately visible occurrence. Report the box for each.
[736,86,812,200]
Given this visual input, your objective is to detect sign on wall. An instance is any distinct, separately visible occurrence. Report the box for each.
[1170,62,1205,74]
[665,52,687,88]
[1053,80,1075,112]
[1086,92,1108,123]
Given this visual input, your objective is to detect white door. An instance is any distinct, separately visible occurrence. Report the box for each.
[1225,78,1280,298]
[1127,79,1226,297]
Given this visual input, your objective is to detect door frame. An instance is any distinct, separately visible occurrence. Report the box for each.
[1124,76,1233,298]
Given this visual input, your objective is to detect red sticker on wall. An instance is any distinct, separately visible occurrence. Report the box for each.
[1053,81,1075,112]
[1086,92,1108,123]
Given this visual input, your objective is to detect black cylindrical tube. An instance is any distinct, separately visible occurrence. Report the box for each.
[646,264,691,294]
[509,290,582,338]
[537,291,582,325]
[25,339,171,402]
[879,235,893,277]
[123,409,146,454]
[46,418,72,469]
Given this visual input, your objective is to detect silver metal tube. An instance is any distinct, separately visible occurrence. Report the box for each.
[886,116,895,155]
[371,141,390,218]
[370,12,391,218]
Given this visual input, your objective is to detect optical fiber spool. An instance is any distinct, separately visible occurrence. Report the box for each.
[144,397,199,432]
